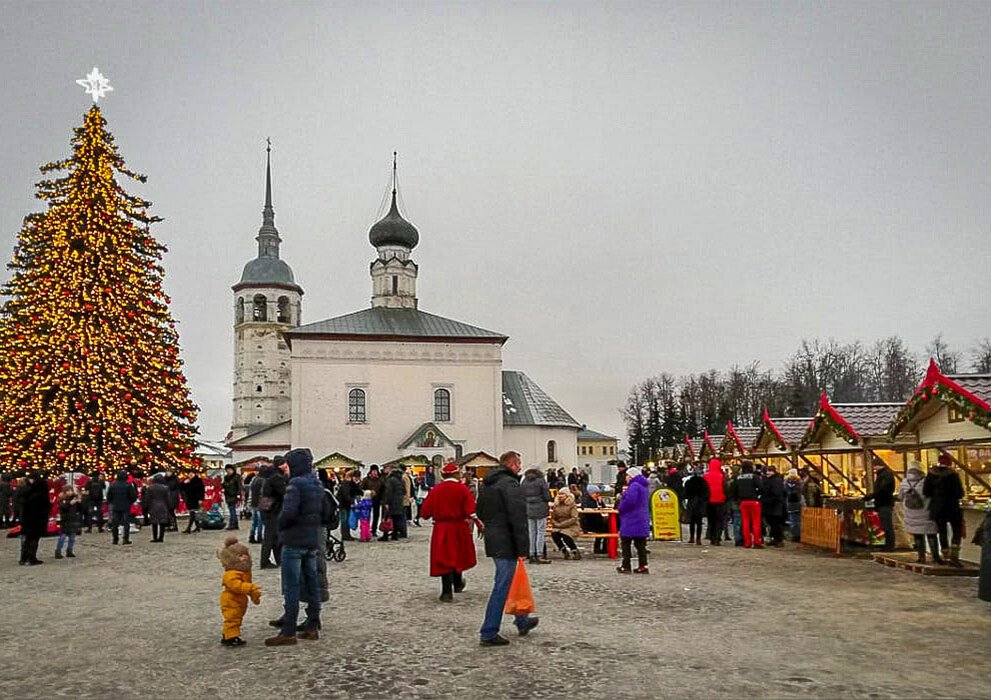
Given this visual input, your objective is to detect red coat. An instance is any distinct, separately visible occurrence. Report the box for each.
[419,479,478,577]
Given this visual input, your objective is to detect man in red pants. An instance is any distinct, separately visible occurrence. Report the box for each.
[730,461,764,549]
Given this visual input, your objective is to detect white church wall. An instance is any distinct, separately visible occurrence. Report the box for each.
[504,425,579,472]
[290,338,504,465]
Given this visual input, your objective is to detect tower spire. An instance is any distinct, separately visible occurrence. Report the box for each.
[392,150,397,195]
[257,138,281,258]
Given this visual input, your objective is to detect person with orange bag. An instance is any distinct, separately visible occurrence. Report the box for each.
[475,450,539,647]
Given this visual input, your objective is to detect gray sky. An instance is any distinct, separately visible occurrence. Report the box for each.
[1,2,989,446]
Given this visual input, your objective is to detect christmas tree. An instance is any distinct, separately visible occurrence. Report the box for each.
[0,103,200,476]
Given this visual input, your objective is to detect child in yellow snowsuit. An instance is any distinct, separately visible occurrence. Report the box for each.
[217,535,261,646]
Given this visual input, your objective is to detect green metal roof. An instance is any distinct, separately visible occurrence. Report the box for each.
[502,371,581,429]
[578,428,616,441]
[286,307,507,342]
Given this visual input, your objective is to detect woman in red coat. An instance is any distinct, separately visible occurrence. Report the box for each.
[419,463,481,602]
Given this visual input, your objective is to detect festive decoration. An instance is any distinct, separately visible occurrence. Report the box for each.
[75,67,113,103]
[800,393,861,448]
[726,420,749,455]
[0,105,200,476]
[889,359,991,436]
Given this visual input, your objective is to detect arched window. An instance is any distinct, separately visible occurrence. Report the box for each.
[547,440,557,463]
[348,388,366,423]
[235,298,244,324]
[434,388,451,422]
[252,294,267,322]
[277,296,290,323]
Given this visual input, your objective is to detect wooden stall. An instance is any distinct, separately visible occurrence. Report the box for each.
[684,436,704,465]
[698,432,725,463]
[314,452,363,479]
[455,451,500,481]
[888,360,991,562]
[750,410,812,473]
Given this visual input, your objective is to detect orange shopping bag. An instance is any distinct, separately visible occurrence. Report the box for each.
[503,557,536,615]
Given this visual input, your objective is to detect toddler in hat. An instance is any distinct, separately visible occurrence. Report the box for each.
[354,489,374,542]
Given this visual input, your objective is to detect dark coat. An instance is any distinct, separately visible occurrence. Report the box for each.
[802,477,823,508]
[106,479,137,512]
[579,493,608,533]
[520,469,551,519]
[262,470,287,516]
[181,476,205,509]
[871,467,896,508]
[683,474,710,519]
[277,450,324,549]
[85,477,105,503]
[248,474,265,507]
[923,466,964,521]
[0,478,11,507]
[476,466,528,559]
[57,494,83,532]
[222,473,242,502]
[165,474,181,509]
[145,481,171,525]
[664,471,685,502]
[381,472,405,516]
[978,511,990,603]
[762,473,786,518]
[20,479,51,538]
[336,480,360,510]
[360,474,383,503]
[730,472,762,502]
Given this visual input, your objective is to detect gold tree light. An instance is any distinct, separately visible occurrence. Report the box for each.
[0,99,200,476]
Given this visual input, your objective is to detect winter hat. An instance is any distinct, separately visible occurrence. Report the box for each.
[217,536,252,572]
[786,469,799,479]
[586,484,600,494]
[286,448,314,477]
[362,490,373,499]
[627,467,642,479]
[937,453,953,466]
[441,463,459,476]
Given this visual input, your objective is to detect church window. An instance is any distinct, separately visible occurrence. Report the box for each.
[392,276,399,294]
[348,388,366,423]
[235,298,244,324]
[256,385,262,393]
[547,440,557,463]
[434,388,451,422]
[277,296,290,323]
[252,295,267,322]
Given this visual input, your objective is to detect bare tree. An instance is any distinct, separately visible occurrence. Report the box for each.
[926,333,960,373]
[972,338,991,374]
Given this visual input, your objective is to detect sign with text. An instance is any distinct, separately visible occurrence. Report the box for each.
[651,488,681,540]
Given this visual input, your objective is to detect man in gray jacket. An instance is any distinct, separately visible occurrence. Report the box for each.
[520,467,552,564]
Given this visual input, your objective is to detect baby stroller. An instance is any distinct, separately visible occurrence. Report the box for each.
[325,529,347,562]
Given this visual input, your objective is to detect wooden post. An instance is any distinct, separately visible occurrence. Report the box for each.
[863,446,874,492]
[798,454,844,494]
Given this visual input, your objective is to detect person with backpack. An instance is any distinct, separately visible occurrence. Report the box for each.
[899,462,941,564]
[784,469,804,542]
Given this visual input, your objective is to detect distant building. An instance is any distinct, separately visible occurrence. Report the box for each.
[193,439,232,472]
[228,153,581,471]
[577,428,619,484]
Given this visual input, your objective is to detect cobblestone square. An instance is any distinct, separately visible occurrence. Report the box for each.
[1,526,986,700]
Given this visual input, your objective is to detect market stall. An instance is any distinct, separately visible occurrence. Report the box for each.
[720,421,760,466]
[697,432,725,463]
[454,451,500,480]
[313,451,363,479]
[749,410,811,473]
[888,360,991,562]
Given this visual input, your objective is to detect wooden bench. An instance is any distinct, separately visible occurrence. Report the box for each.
[546,508,619,558]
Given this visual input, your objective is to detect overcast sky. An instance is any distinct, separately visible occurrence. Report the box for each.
[1,2,989,446]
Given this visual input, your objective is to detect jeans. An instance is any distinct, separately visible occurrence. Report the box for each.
[787,509,802,542]
[876,505,895,550]
[339,508,353,539]
[528,517,547,558]
[250,508,264,539]
[109,509,130,543]
[728,507,743,545]
[56,531,76,553]
[480,558,531,640]
[280,546,321,637]
[226,501,239,528]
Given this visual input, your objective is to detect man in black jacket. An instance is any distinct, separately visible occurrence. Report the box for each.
[261,457,287,568]
[379,467,406,541]
[106,470,137,545]
[84,472,106,533]
[181,472,205,534]
[762,465,786,547]
[336,471,360,541]
[730,461,764,548]
[475,450,539,646]
[871,460,897,552]
[924,454,966,566]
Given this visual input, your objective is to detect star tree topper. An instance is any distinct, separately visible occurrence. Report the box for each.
[76,67,113,103]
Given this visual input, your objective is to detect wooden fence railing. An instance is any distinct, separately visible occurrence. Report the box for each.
[801,507,841,554]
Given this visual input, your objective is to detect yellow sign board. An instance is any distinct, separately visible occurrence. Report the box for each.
[651,488,681,540]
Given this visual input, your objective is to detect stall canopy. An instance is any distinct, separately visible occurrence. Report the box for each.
[698,432,725,462]
[684,436,704,461]
[889,359,991,439]
[314,452,363,472]
[751,410,812,471]
[721,421,760,461]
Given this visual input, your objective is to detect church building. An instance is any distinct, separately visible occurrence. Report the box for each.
[228,152,580,472]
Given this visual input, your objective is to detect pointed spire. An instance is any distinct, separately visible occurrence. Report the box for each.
[257,137,281,259]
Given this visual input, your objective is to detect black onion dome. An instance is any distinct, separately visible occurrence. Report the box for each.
[369,191,419,249]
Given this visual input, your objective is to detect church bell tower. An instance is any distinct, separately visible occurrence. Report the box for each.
[368,153,420,309]
[230,141,302,441]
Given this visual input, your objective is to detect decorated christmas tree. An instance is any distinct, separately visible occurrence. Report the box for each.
[0,73,199,476]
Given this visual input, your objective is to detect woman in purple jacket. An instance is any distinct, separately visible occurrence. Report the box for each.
[616,467,650,574]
